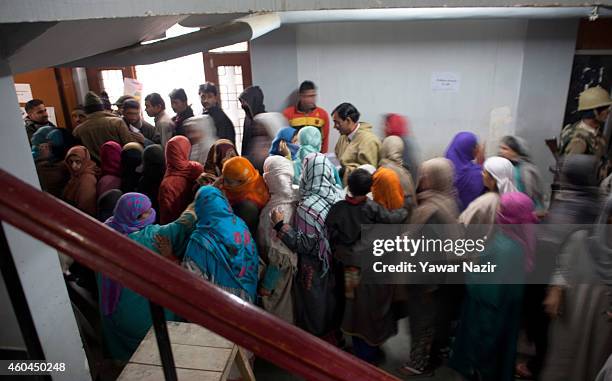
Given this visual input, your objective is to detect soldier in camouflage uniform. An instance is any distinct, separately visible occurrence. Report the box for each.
[559,86,612,180]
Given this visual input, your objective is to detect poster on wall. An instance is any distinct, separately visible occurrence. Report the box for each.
[123,78,143,101]
[15,83,33,103]
[431,72,461,92]
[46,106,58,126]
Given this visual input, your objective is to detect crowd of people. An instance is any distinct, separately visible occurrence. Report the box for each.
[23,80,612,380]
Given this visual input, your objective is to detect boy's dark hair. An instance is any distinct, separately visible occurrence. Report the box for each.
[25,99,44,113]
[299,80,316,93]
[122,99,140,111]
[199,82,218,96]
[332,102,360,123]
[169,88,188,102]
[347,169,373,197]
[144,93,165,109]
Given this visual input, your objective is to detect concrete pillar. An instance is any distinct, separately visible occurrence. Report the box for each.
[0,58,90,380]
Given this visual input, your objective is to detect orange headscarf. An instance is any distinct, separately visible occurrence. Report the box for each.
[221,157,270,209]
[372,167,404,209]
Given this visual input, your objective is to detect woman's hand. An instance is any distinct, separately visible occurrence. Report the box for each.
[544,285,563,318]
[271,208,284,225]
[258,287,272,297]
[475,143,485,165]
[154,235,178,263]
[278,140,290,158]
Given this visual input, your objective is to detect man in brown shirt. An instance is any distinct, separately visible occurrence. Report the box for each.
[73,92,139,162]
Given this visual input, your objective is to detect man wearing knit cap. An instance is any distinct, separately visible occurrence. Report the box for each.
[73,92,138,162]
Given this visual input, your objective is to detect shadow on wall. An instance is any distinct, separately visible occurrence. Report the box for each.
[283,89,298,110]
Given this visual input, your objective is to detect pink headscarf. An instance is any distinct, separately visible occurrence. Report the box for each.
[496,192,538,272]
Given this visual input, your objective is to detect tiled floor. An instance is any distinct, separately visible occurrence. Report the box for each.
[253,318,466,381]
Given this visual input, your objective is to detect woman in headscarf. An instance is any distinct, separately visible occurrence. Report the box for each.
[459,156,518,230]
[538,196,612,381]
[499,135,545,214]
[159,136,203,224]
[326,168,409,362]
[271,153,343,341]
[372,167,405,211]
[398,158,460,377]
[97,141,122,197]
[384,113,420,179]
[97,189,122,223]
[203,139,238,177]
[100,192,196,361]
[293,126,322,184]
[445,132,485,210]
[183,115,218,166]
[63,145,99,217]
[183,186,258,302]
[257,156,299,323]
[245,111,285,173]
[137,144,165,217]
[31,125,64,162]
[31,126,69,198]
[219,156,270,235]
[378,137,418,206]
[120,142,144,194]
[269,126,299,160]
[450,192,537,381]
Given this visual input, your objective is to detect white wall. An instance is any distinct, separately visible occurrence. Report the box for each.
[294,20,528,157]
[250,25,299,113]
[515,19,579,192]
[251,19,578,194]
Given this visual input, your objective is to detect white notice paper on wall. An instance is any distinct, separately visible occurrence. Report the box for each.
[123,78,144,101]
[46,106,58,126]
[431,72,461,92]
[15,83,33,103]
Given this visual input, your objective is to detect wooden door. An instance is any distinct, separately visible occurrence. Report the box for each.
[203,51,252,149]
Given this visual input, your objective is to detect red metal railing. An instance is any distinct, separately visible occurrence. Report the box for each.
[0,169,400,381]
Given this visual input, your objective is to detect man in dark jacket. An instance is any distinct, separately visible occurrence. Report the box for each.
[199,82,236,145]
[169,88,194,137]
[239,86,266,156]
[24,99,55,144]
[122,99,159,145]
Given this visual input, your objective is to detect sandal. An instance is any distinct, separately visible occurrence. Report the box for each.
[398,363,434,378]
[515,362,534,380]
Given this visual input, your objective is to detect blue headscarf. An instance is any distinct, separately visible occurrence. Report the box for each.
[269,127,299,160]
[184,186,258,301]
[444,132,484,210]
[293,126,322,184]
[31,125,64,161]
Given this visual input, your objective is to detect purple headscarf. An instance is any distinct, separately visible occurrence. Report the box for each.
[496,192,538,272]
[101,193,156,316]
[445,132,484,210]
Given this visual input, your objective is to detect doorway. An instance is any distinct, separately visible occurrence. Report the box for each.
[204,43,252,152]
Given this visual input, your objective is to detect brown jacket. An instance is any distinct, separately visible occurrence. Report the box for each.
[73,111,137,162]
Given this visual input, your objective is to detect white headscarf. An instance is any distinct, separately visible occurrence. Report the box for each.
[253,112,287,138]
[258,155,299,256]
[183,115,218,166]
[483,156,518,195]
